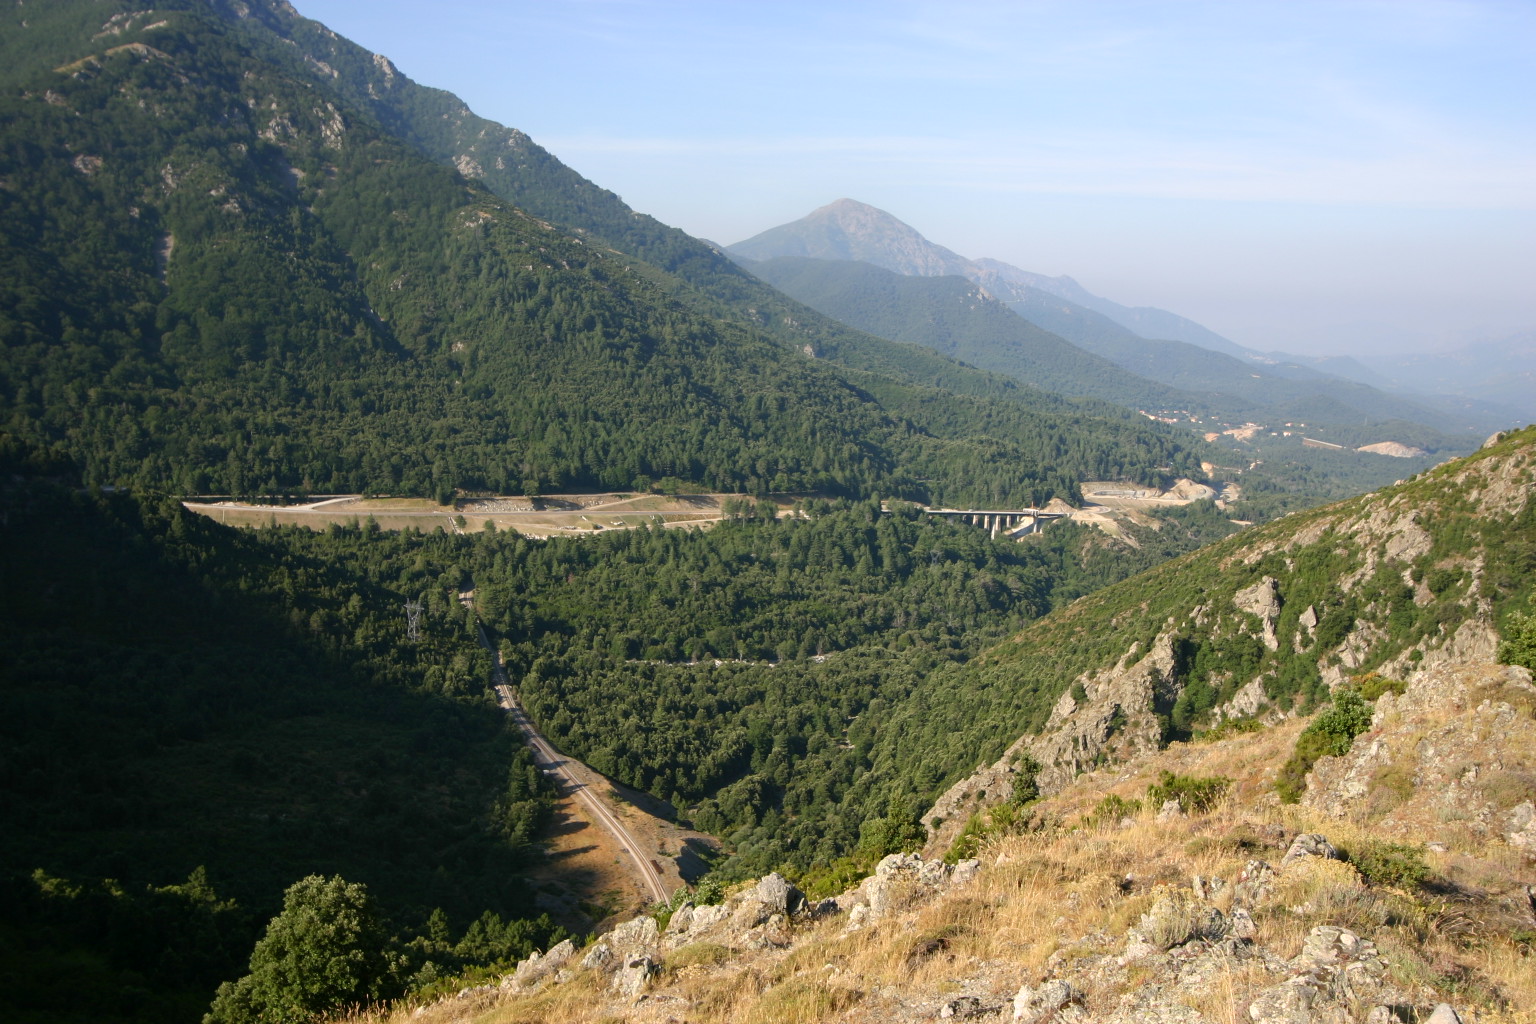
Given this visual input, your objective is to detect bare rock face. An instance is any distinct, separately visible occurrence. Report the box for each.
[1030,633,1182,795]
[1233,576,1283,650]
[606,914,659,958]
[922,736,1038,856]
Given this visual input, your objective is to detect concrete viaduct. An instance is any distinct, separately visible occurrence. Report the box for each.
[905,506,1069,539]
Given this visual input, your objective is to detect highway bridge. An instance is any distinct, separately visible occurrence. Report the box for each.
[894,505,1070,539]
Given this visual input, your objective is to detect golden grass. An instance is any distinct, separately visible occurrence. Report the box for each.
[340,716,1535,1024]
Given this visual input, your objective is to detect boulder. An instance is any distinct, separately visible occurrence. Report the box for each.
[507,938,576,992]
[606,914,659,957]
[1013,979,1083,1023]
[610,954,658,998]
[1280,833,1339,867]
[579,942,614,971]
[746,871,805,915]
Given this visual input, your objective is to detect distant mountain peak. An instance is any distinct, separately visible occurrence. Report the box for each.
[731,198,974,279]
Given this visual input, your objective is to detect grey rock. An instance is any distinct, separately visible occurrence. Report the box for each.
[748,871,805,915]
[878,851,924,876]
[1281,833,1340,867]
[579,942,614,971]
[1191,874,1227,900]
[610,954,658,998]
[1247,982,1317,1024]
[1233,576,1283,650]
[1506,801,1536,850]
[1228,907,1257,940]
[940,995,990,1018]
[1232,859,1276,907]
[919,858,953,885]
[665,901,695,934]
[806,896,841,919]
[684,902,731,934]
[607,914,659,956]
[1013,979,1082,1023]
[1424,1004,1464,1024]
[951,858,982,884]
[508,937,576,991]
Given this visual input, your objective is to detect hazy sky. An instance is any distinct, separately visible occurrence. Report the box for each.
[293,0,1535,356]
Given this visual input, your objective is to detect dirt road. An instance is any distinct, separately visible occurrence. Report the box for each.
[471,614,672,906]
[494,682,670,905]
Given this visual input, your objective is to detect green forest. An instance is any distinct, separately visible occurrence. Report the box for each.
[0,0,1204,508]
[0,434,1238,1023]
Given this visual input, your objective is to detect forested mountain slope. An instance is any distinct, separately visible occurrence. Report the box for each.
[0,443,561,1024]
[739,255,1218,415]
[0,0,1199,504]
[0,434,1243,1022]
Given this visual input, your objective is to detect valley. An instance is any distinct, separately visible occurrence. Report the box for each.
[1,3,1532,1024]
[182,480,1236,541]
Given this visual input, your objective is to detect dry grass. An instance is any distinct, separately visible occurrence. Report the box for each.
[339,714,1535,1024]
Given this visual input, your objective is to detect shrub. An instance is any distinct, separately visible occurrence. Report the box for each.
[1085,792,1142,827]
[1498,610,1536,673]
[206,875,404,1024]
[1347,841,1430,890]
[1146,770,1230,813]
[1356,672,1407,701]
[1276,687,1374,803]
[1197,715,1263,742]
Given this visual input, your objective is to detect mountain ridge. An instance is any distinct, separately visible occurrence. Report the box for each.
[0,0,1203,505]
[729,200,1491,441]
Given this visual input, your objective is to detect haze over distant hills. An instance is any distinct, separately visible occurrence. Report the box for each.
[730,199,1255,359]
[729,200,1522,439]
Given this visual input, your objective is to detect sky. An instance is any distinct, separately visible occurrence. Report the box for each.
[291,0,1536,357]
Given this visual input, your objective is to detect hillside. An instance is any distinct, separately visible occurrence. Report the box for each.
[878,426,1536,833]
[305,431,1536,1024]
[0,0,1200,506]
[0,446,562,1024]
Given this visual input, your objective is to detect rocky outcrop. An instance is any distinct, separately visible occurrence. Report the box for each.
[1305,660,1536,845]
[842,852,980,928]
[1030,633,1182,795]
[1233,576,1282,650]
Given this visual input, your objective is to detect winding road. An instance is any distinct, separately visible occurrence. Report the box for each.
[480,626,670,905]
